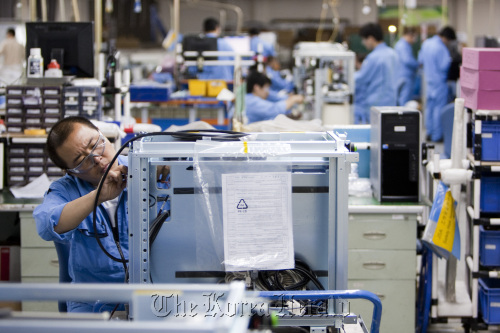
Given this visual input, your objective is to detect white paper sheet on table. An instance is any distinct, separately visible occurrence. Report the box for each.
[10,173,52,198]
[222,172,294,271]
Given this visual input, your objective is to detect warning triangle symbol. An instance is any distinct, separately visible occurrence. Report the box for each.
[237,199,248,209]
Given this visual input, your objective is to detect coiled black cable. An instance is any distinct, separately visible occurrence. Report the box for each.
[92,130,249,263]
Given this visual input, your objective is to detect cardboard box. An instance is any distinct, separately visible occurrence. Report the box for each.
[461,86,500,110]
[463,48,500,70]
[0,246,20,281]
[461,66,500,90]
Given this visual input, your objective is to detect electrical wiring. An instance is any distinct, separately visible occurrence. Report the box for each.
[92,129,249,264]
[224,259,325,293]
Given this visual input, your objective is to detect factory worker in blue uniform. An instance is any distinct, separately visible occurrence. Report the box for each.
[266,56,294,94]
[33,117,167,313]
[418,26,456,142]
[245,71,304,123]
[196,17,234,81]
[394,27,419,106]
[249,26,276,58]
[354,23,398,124]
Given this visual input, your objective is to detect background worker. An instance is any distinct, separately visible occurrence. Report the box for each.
[266,56,294,94]
[394,27,419,106]
[0,28,24,85]
[245,71,303,123]
[249,26,276,58]
[418,26,456,142]
[354,23,398,124]
[197,17,234,81]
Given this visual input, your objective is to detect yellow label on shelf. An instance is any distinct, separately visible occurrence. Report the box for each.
[432,190,456,252]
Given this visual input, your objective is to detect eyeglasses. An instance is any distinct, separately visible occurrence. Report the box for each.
[67,131,106,174]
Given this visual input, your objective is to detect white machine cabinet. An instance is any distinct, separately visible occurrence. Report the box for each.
[127,131,358,295]
[293,42,355,125]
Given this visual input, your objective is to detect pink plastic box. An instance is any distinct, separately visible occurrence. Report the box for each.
[461,86,500,110]
[463,48,500,70]
[460,66,500,90]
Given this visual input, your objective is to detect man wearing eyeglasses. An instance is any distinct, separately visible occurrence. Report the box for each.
[33,116,129,313]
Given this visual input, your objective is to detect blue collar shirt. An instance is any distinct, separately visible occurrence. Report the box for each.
[34,155,129,284]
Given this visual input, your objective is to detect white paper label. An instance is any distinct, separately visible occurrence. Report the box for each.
[394,126,406,132]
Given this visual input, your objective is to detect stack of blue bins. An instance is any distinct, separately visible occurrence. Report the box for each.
[477,120,500,324]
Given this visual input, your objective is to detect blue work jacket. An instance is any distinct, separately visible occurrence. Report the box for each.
[354,42,398,122]
[266,66,294,93]
[195,33,234,81]
[418,35,451,98]
[34,155,129,286]
[245,93,288,123]
[250,36,276,58]
[395,38,418,105]
[395,38,418,80]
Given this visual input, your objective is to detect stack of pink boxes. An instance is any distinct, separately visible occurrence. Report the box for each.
[460,47,500,110]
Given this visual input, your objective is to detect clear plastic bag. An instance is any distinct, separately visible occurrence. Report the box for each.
[193,140,295,272]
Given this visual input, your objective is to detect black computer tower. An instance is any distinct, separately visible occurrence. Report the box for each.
[370,107,421,202]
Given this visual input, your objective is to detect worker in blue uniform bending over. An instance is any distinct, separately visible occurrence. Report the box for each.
[33,117,168,313]
[418,26,456,142]
[394,27,419,106]
[245,71,303,123]
[197,17,234,81]
[354,22,398,124]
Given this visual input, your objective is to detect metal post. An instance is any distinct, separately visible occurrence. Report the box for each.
[41,0,47,21]
[29,0,36,21]
[95,0,103,78]
[467,0,474,47]
[72,0,80,21]
[59,0,65,20]
[442,0,448,26]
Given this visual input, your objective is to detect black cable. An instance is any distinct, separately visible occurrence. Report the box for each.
[108,303,121,320]
[148,194,156,208]
[93,130,249,263]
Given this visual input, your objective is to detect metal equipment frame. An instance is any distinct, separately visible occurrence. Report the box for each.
[293,42,355,121]
[127,131,357,293]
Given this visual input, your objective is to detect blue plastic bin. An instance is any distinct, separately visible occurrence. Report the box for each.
[479,278,500,324]
[479,226,500,267]
[474,121,500,161]
[480,175,500,214]
[130,85,171,102]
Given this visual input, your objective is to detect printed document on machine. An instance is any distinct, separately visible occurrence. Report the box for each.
[222,172,294,271]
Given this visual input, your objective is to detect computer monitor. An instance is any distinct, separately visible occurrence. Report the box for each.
[222,35,250,54]
[25,22,94,78]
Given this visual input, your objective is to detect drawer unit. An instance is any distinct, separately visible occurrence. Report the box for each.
[21,277,59,312]
[348,249,416,280]
[348,211,418,333]
[20,247,59,277]
[20,213,53,248]
[348,279,415,333]
[349,213,416,250]
[20,211,59,312]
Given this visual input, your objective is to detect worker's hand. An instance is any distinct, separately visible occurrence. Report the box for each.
[292,94,304,104]
[156,165,171,188]
[287,111,302,120]
[97,164,128,204]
